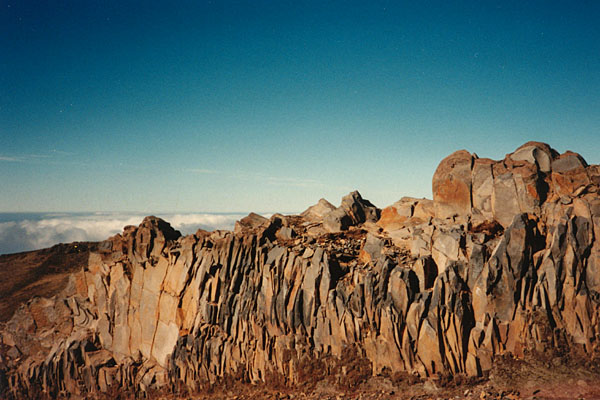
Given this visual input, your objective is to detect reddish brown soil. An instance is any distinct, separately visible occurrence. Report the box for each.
[116,350,600,400]
[0,242,97,322]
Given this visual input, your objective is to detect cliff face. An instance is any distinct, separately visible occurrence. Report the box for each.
[1,142,600,398]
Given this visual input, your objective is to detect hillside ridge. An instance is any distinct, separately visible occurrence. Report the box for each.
[1,142,600,399]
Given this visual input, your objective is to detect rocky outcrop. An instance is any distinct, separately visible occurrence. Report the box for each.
[322,191,380,232]
[1,142,599,398]
[301,198,336,223]
[432,141,600,227]
[234,212,269,234]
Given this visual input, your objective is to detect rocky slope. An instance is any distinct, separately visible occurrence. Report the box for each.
[1,142,599,399]
[0,242,97,324]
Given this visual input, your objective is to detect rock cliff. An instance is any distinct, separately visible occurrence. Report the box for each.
[1,142,600,398]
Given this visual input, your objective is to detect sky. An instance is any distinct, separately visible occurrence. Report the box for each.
[2,0,599,214]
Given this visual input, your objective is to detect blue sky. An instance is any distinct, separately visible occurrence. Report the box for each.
[2,1,599,213]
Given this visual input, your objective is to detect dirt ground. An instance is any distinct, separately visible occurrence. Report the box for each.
[0,242,96,322]
[112,350,600,400]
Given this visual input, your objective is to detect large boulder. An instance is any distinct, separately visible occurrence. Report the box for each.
[340,191,380,225]
[432,150,474,220]
[323,207,353,232]
[322,191,380,232]
[234,212,269,234]
[301,198,336,223]
[377,197,434,232]
[471,158,495,222]
[432,142,593,227]
[509,141,556,172]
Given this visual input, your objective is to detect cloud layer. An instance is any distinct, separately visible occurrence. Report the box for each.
[0,213,245,255]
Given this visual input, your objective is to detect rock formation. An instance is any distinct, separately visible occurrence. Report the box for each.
[1,142,599,398]
[432,141,598,227]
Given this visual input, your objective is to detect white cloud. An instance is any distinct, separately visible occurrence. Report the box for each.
[164,213,242,233]
[0,150,76,164]
[0,213,245,255]
[0,156,23,162]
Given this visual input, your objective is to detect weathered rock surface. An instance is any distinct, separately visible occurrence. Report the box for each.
[234,212,269,234]
[321,191,380,232]
[1,142,599,399]
[432,141,600,227]
[301,198,336,222]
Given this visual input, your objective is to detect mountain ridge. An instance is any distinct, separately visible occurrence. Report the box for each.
[1,142,600,399]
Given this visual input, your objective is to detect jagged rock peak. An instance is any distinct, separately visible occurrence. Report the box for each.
[299,191,380,233]
[139,215,181,239]
[432,142,599,226]
[340,190,379,222]
[313,190,380,233]
[234,212,269,234]
[301,198,336,222]
[107,216,182,265]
